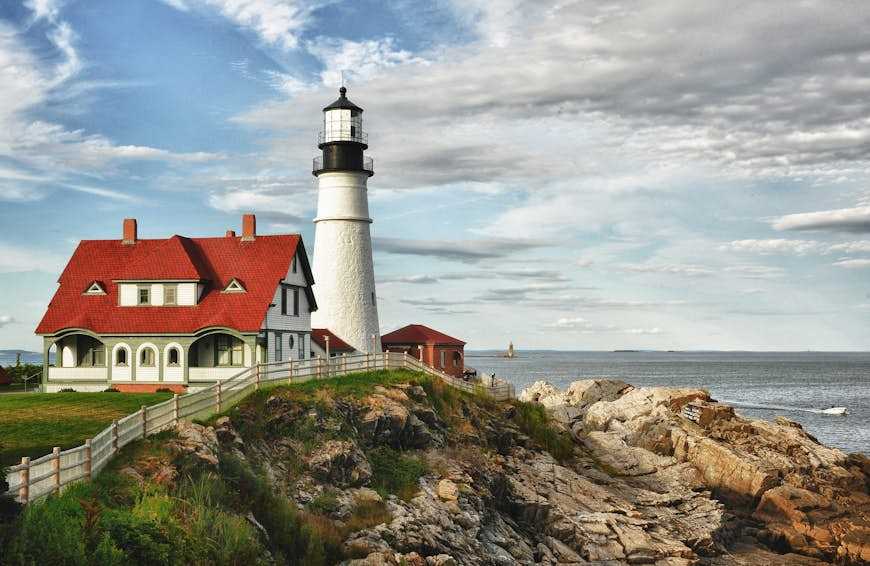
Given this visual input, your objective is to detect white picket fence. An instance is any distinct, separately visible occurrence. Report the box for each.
[4,352,514,505]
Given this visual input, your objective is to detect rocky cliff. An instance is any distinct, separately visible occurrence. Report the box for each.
[153,372,868,564]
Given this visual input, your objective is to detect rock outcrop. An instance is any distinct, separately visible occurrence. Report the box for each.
[190,377,868,565]
[522,379,870,564]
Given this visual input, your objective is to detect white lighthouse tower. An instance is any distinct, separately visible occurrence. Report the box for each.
[310,87,381,353]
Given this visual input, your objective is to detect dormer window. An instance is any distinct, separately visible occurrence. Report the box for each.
[138,286,150,305]
[83,281,106,295]
[223,278,246,293]
[164,284,177,305]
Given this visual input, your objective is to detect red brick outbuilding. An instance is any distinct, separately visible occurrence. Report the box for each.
[381,324,466,378]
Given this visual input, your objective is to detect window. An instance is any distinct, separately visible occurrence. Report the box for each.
[293,289,299,316]
[217,335,243,366]
[168,347,180,366]
[298,334,305,359]
[288,335,295,349]
[164,285,177,305]
[223,279,246,293]
[77,336,105,367]
[453,351,462,368]
[116,348,127,366]
[138,286,150,305]
[281,287,287,315]
[291,255,297,273]
[140,348,155,367]
[440,350,446,368]
[275,333,282,362]
[371,291,375,305]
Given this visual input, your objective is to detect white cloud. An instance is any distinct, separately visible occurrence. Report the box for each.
[0,314,14,327]
[24,0,64,22]
[171,0,315,50]
[307,36,426,86]
[380,274,438,284]
[719,239,820,255]
[833,258,870,268]
[771,205,870,233]
[724,265,787,280]
[0,242,68,273]
[827,240,870,253]
[374,237,557,263]
[624,327,662,335]
[616,262,714,277]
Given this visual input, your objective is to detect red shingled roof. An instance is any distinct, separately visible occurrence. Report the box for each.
[37,233,311,335]
[381,324,465,346]
[311,328,354,351]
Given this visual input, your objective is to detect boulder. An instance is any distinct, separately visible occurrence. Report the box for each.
[171,419,219,467]
[307,440,372,487]
[358,393,435,449]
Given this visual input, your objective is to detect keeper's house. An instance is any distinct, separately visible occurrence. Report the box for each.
[35,215,316,392]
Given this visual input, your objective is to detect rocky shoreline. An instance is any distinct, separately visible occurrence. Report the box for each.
[152,376,869,564]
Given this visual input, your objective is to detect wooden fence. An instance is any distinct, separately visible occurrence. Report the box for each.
[4,352,514,505]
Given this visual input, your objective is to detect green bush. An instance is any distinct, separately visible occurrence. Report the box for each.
[308,493,340,515]
[514,402,574,462]
[58,388,77,393]
[103,388,120,393]
[368,447,426,500]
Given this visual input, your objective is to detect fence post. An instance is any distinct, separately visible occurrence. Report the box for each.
[288,358,293,384]
[383,352,388,369]
[255,364,261,391]
[141,405,147,438]
[52,447,61,494]
[19,457,30,504]
[112,419,119,453]
[317,356,322,379]
[173,394,179,423]
[84,439,92,481]
[216,383,222,414]
[366,352,370,371]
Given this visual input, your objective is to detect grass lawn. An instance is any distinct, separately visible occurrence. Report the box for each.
[0,392,173,468]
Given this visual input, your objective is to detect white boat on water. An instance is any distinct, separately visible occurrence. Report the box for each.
[821,407,847,415]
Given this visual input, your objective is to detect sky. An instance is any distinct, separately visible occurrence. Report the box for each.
[1,0,869,352]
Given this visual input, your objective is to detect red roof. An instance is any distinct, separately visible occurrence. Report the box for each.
[381,324,465,346]
[36,233,312,335]
[311,328,354,351]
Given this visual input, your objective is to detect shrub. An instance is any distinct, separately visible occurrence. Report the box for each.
[368,447,426,500]
[345,498,390,532]
[513,401,574,462]
[307,493,340,515]
[58,388,77,393]
[103,387,120,393]
[155,388,174,393]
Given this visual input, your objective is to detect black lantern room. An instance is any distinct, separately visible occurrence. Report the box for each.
[313,87,374,176]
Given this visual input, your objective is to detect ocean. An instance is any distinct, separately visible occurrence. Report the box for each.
[467,350,869,456]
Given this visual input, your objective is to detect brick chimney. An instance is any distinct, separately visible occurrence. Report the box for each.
[122,218,137,245]
[241,214,256,241]
[226,230,236,238]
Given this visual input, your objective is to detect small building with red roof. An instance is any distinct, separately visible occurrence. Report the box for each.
[310,328,355,359]
[381,324,466,378]
[35,215,316,392]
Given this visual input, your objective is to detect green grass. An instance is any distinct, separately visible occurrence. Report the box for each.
[291,368,424,399]
[0,392,173,467]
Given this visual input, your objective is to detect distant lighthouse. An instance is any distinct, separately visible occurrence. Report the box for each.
[310,87,381,353]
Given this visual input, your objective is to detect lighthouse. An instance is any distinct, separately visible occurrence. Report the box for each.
[310,87,381,353]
